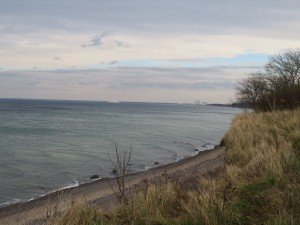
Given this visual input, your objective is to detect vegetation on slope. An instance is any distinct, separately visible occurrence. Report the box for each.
[50,109,300,225]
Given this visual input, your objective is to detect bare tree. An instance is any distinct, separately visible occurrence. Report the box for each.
[236,49,300,111]
[236,72,270,111]
[265,49,300,109]
[266,49,300,86]
[108,144,132,204]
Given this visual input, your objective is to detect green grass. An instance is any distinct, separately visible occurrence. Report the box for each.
[49,109,300,225]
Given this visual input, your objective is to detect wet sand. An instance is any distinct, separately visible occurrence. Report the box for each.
[0,145,225,225]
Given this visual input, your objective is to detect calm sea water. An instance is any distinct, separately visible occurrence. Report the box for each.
[0,99,242,206]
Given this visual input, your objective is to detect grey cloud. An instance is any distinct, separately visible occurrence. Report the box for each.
[109,81,235,90]
[0,0,299,39]
[46,66,246,82]
[78,81,101,86]
[213,65,264,70]
[0,67,241,102]
[188,81,235,89]
[114,41,130,48]
[104,66,250,81]
[81,34,107,48]
[0,72,24,78]
[28,81,41,86]
[109,61,118,65]
[165,58,209,63]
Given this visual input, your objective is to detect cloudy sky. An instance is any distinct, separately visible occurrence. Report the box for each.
[1,0,300,103]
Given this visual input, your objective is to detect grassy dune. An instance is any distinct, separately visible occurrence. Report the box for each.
[50,109,300,225]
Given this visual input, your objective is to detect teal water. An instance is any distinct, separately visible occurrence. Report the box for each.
[0,99,242,207]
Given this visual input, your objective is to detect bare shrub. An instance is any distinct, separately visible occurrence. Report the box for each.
[108,144,132,204]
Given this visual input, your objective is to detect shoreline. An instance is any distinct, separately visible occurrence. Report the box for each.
[0,145,213,209]
[0,145,225,225]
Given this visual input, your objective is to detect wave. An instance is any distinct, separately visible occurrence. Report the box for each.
[0,181,80,209]
[58,180,79,191]
[144,165,151,170]
[0,197,35,209]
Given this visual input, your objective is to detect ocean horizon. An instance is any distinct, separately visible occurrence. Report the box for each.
[0,99,242,207]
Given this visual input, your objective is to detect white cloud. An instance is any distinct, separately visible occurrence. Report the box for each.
[1,33,300,70]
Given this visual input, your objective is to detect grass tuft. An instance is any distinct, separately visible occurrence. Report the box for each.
[50,109,300,225]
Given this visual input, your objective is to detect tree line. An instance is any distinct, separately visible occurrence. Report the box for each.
[236,49,300,111]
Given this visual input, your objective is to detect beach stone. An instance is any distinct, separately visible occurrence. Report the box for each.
[90,175,99,179]
[194,148,200,151]
[154,162,159,165]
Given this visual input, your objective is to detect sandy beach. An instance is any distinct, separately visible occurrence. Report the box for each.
[0,145,225,225]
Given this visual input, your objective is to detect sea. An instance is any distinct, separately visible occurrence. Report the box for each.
[0,99,242,207]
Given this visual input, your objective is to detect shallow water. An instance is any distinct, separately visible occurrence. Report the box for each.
[0,99,242,206]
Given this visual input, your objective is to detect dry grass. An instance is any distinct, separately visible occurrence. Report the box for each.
[47,205,115,225]
[50,109,300,225]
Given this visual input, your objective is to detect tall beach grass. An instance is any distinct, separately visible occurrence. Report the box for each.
[50,109,300,225]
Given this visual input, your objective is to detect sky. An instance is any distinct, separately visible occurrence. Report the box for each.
[1,0,300,103]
